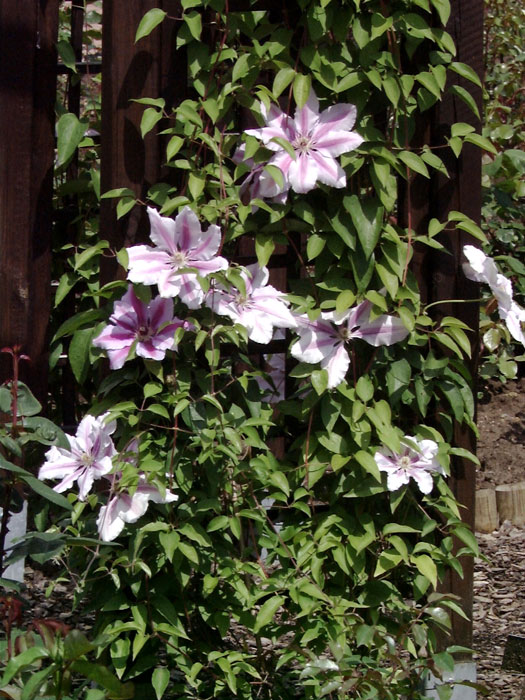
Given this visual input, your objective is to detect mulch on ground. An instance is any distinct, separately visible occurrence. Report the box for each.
[474,376,525,700]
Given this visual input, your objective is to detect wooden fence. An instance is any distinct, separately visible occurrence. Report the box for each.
[0,0,483,649]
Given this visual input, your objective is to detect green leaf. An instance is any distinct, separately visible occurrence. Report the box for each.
[232,54,250,83]
[430,0,451,25]
[57,39,77,72]
[434,331,463,359]
[254,595,285,633]
[374,550,402,576]
[166,135,184,161]
[20,476,73,511]
[398,150,430,178]
[0,646,50,685]
[293,73,312,109]
[355,450,381,482]
[74,241,110,270]
[412,554,437,587]
[178,541,199,565]
[21,664,54,700]
[449,84,480,119]
[147,403,170,420]
[184,11,202,40]
[141,107,163,138]
[7,381,41,417]
[64,630,96,661]
[453,525,479,556]
[69,327,95,384]
[382,76,401,107]
[356,375,374,402]
[135,8,167,42]
[345,195,383,259]
[116,197,137,219]
[420,150,449,176]
[255,235,275,267]
[56,113,88,166]
[71,660,134,698]
[311,369,328,395]
[448,135,463,158]
[386,358,411,400]
[5,532,67,568]
[450,122,475,138]
[463,133,497,155]
[306,233,325,260]
[273,67,295,98]
[101,187,135,200]
[152,667,170,700]
[449,61,481,87]
[269,137,296,161]
[159,531,180,561]
[54,308,104,341]
[415,71,442,99]
[483,327,501,352]
[188,172,205,200]
[263,162,287,189]
[54,271,76,306]
[180,522,212,547]
[22,416,68,448]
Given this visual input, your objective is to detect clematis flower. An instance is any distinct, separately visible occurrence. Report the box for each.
[97,475,178,542]
[291,299,409,388]
[245,89,363,194]
[205,264,297,344]
[233,144,289,206]
[374,436,444,494]
[38,414,117,500]
[127,206,228,308]
[93,285,191,370]
[463,245,525,345]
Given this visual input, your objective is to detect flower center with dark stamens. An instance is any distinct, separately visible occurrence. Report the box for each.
[340,325,360,341]
[292,135,313,155]
[398,455,412,470]
[136,325,152,342]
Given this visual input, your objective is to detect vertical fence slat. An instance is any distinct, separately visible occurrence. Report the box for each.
[432,0,484,651]
[100,0,183,284]
[400,0,483,650]
[0,0,59,402]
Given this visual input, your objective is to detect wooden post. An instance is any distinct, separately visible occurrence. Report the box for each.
[432,0,483,652]
[475,489,499,532]
[0,0,59,402]
[399,0,483,651]
[100,0,183,285]
[496,483,525,527]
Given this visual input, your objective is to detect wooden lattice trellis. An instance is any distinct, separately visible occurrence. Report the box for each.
[0,0,483,650]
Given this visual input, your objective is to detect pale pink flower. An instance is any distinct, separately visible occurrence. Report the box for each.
[245,89,363,194]
[127,206,228,308]
[463,245,525,345]
[206,264,297,344]
[374,436,444,494]
[38,414,116,500]
[97,475,178,542]
[93,286,191,370]
[291,299,409,388]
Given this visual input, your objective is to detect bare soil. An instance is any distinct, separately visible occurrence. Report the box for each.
[477,377,525,489]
